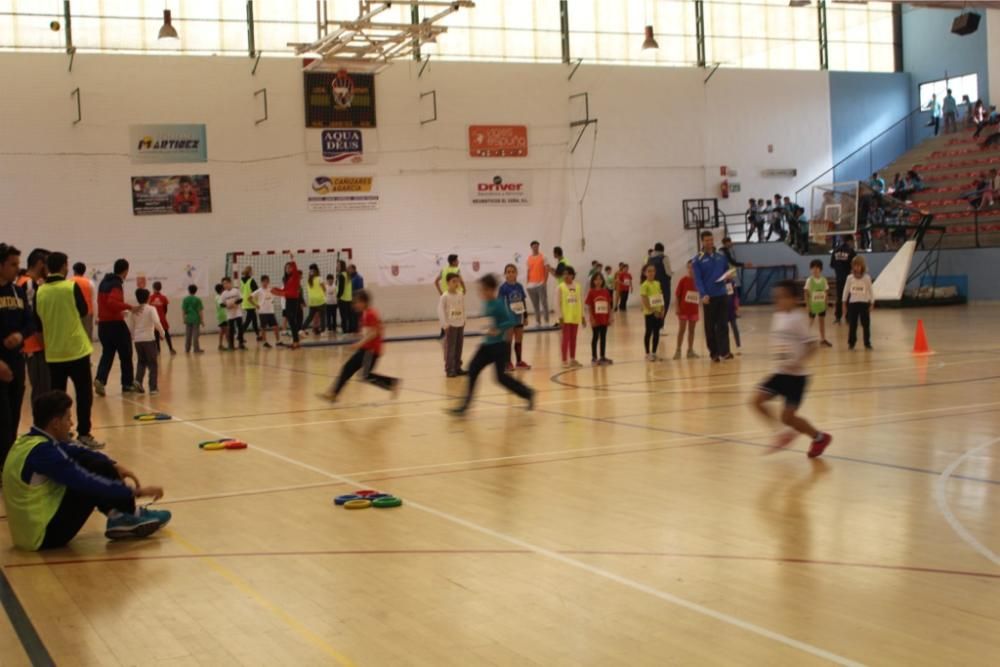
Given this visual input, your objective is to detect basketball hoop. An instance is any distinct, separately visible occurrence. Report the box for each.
[810,219,833,243]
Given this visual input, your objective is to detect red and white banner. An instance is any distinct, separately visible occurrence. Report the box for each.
[469,171,531,206]
[468,125,528,158]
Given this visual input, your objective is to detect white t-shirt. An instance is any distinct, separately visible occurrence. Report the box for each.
[128,304,165,343]
[438,291,466,328]
[769,310,816,376]
[253,287,275,315]
[842,274,874,305]
[221,287,242,321]
[324,282,338,305]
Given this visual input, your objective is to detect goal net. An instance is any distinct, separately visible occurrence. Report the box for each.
[225,248,353,284]
[809,182,859,238]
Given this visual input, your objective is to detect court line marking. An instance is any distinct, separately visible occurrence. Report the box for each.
[0,568,55,667]
[132,399,863,667]
[163,529,357,666]
[8,548,1000,581]
[933,436,1000,567]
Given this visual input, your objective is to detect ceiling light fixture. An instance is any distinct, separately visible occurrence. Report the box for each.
[158,9,178,40]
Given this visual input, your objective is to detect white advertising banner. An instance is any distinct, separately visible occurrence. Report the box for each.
[305,129,376,165]
[308,175,379,211]
[468,171,531,206]
[376,246,521,286]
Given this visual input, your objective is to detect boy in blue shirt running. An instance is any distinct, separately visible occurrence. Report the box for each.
[450,274,534,415]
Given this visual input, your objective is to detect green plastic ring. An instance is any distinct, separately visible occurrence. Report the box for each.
[372,496,402,508]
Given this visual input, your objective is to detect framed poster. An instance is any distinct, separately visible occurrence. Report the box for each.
[131,175,212,216]
[469,125,528,157]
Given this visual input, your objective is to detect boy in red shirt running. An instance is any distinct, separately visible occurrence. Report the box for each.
[585,272,614,366]
[319,290,400,402]
[673,260,700,360]
[147,281,175,355]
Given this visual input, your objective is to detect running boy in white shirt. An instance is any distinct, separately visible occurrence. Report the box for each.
[437,273,466,377]
[751,279,832,458]
[129,289,165,395]
[220,278,243,351]
[253,275,280,348]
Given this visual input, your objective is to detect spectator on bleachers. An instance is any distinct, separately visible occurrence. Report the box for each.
[869,172,886,193]
[973,105,999,138]
[890,172,904,195]
[746,198,764,242]
[925,93,941,136]
[942,89,958,134]
[979,169,998,210]
[766,195,786,241]
[972,99,986,127]
[962,172,990,210]
[962,95,973,127]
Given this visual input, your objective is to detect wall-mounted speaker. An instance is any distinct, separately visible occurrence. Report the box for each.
[951,12,981,37]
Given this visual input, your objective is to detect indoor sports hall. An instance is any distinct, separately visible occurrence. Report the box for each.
[0,2,998,666]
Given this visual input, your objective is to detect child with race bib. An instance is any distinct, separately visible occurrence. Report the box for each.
[499,264,531,371]
[842,256,874,350]
[585,271,613,366]
[555,267,584,368]
[253,275,281,348]
[805,259,833,347]
[640,264,665,361]
[672,260,700,360]
[437,273,466,377]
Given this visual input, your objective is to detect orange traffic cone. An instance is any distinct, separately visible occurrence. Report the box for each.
[913,319,933,355]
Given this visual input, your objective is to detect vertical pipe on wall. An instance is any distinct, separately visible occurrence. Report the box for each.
[695,0,706,68]
[63,0,73,54]
[892,3,903,73]
[560,0,570,64]
[246,1,256,58]
[818,0,828,71]
[411,4,421,61]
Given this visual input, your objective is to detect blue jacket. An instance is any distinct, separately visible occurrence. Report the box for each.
[692,250,730,298]
[19,427,133,500]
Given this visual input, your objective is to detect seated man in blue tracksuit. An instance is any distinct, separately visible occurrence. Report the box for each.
[2,390,171,550]
[692,230,732,362]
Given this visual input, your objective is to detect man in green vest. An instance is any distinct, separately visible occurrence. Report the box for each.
[35,252,103,450]
[240,266,260,344]
[2,390,170,550]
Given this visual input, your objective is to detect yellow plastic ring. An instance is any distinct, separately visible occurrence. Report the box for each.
[343,499,372,510]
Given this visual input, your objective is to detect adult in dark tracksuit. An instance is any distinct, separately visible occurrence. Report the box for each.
[645,242,673,330]
[692,231,732,362]
[0,243,33,470]
[830,236,856,324]
[95,259,136,395]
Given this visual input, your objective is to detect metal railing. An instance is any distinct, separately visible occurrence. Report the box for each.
[795,106,932,205]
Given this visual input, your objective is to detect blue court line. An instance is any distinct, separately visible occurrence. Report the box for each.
[0,569,55,667]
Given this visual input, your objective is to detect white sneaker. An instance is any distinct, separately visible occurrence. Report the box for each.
[76,434,105,450]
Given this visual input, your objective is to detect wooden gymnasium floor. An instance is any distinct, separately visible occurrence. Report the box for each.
[1,303,999,666]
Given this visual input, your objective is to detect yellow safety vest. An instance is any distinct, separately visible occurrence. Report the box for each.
[559,282,582,324]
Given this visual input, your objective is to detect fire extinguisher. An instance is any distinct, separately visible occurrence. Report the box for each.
[720,179,730,199]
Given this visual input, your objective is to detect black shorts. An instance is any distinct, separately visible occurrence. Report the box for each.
[259,314,278,328]
[758,374,808,407]
[808,310,826,319]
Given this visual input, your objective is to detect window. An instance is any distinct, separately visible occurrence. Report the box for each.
[919,73,979,110]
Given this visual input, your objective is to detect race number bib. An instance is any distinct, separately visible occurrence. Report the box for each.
[509,301,525,315]
[623,279,631,286]
[567,293,579,304]
[850,285,866,298]
[725,283,734,296]
[684,290,700,305]
[595,301,609,315]
[449,309,464,320]
[650,294,665,309]
[811,290,826,304]
[772,344,793,362]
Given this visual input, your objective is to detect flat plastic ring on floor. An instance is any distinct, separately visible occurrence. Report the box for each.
[354,490,379,497]
[135,413,171,421]
[343,499,372,510]
[199,438,235,448]
[223,440,248,450]
[367,493,391,500]
[201,442,226,451]
[372,496,402,508]
[334,494,362,506]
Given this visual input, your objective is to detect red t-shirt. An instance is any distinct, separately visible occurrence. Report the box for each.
[148,292,169,328]
[360,307,383,355]
[615,271,633,293]
[585,288,612,326]
[283,262,302,300]
[675,275,700,319]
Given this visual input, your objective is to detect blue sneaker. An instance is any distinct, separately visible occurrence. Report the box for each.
[104,511,163,540]
[139,506,172,528]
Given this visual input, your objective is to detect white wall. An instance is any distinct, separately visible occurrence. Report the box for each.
[989,10,1000,110]
[0,53,833,326]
